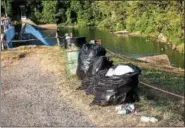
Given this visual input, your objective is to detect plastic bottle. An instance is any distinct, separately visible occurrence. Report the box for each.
[117,109,127,114]
[141,116,158,123]
[141,116,150,122]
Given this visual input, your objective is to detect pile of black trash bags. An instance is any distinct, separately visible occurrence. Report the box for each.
[76,43,141,106]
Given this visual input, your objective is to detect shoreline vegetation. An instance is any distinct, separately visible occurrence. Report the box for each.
[2,1,184,53]
[111,30,184,53]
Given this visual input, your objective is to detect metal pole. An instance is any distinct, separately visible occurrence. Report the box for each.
[56,29,60,46]
[4,0,8,17]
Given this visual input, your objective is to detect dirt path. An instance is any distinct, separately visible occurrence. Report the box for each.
[1,56,93,127]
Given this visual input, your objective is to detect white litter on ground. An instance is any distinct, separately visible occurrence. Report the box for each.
[140,116,158,123]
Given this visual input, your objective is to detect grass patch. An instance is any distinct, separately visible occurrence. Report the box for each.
[1,45,45,61]
[1,49,29,61]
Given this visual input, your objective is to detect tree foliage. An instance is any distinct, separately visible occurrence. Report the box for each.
[1,0,184,45]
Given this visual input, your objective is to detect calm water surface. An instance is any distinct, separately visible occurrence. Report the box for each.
[59,27,184,68]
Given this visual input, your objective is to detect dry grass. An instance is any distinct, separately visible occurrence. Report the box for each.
[1,45,46,61]
[2,46,184,127]
[38,46,184,127]
[1,46,35,67]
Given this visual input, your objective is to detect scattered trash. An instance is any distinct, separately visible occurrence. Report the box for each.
[141,116,158,123]
[149,117,158,123]
[116,104,135,115]
[115,104,123,111]
[117,109,127,115]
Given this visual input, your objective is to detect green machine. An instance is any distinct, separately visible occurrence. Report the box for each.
[65,36,86,74]
[66,48,79,74]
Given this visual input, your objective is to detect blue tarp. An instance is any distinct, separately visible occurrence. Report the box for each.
[23,24,56,46]
[5,27,15,48]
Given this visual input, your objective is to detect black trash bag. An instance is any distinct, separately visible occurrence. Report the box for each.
[76,43,106,80]
[124,89,140,103]
[90,63,141,106]
[77,56,113,91]
[85,69,108,95]
[76,75,93,90]
[87,56,113,76]
[90,89,117,106]
[90,89,140,106]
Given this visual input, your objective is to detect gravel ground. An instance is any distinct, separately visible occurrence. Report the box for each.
[1,56,93,127]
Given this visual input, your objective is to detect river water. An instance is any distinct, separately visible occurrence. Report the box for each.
[59,27,184,68]
[13,26,184,68]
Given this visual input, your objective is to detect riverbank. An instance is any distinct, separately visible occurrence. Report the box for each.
[58,24,78,28]
[112,30,184,54]
[59,24,184,54]
[1,46,184,127]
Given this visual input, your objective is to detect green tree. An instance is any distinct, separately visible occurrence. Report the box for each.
[2,0,184,48]
[39,1,57,24]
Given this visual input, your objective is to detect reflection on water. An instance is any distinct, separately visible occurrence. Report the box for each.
[59,27,184,68]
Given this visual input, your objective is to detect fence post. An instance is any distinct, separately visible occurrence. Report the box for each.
[56,29,60,46]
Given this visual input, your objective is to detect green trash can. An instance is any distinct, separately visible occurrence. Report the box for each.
[66,49,79,74]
